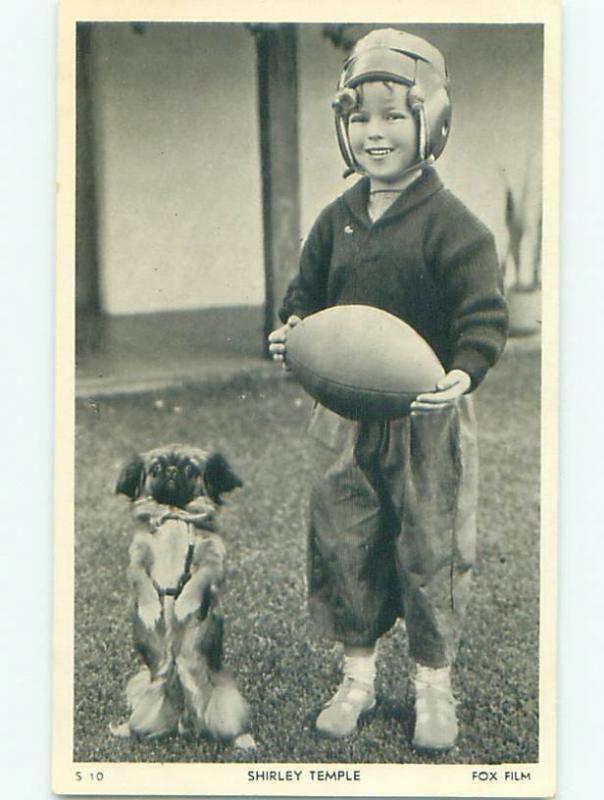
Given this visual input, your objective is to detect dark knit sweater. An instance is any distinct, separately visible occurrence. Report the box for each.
[279,168,508,390]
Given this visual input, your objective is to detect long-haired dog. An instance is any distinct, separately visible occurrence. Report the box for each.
[110,444,255,749]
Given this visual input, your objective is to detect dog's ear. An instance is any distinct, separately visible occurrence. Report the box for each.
[116,454,146,500]
[204,452,243,504]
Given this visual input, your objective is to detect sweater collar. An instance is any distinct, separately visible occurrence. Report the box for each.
[341,167,443,227]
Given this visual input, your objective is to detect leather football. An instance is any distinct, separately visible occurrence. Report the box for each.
[285,305,445,420]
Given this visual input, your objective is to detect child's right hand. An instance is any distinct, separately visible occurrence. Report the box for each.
[268,315,301,370]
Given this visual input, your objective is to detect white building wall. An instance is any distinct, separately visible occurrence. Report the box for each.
[92,23,265,315]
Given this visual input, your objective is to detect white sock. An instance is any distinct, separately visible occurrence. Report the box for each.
[342,651,377,688]
[414,663,452,689]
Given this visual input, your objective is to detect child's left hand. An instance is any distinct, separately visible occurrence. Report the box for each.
[410,369,471,414]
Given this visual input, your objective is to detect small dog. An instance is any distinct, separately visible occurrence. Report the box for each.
[111,444,255,749]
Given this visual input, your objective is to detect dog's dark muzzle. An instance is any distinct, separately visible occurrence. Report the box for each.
[153,480,192,507]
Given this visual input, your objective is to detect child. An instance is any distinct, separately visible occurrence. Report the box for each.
[269,28,508,751]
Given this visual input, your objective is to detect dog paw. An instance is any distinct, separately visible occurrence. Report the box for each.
[173,592,199,622]
[137,598,162,629]
[233,733,256,750]
[109,722,131,738]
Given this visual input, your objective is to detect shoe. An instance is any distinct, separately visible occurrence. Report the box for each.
[316,677,376,739]
[412,665,458,752]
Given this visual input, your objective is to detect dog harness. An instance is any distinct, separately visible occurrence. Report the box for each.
[152,531,195,600]
[133,498,218,601]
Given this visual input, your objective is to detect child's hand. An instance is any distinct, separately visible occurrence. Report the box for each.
[410,369,471,414]
[268,315,301,371]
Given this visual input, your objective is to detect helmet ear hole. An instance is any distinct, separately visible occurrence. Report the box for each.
[332,87,358,116]
[441,121,449,137]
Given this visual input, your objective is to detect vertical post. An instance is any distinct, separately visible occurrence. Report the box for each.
[255,25,301,349]
[76,23,104,354]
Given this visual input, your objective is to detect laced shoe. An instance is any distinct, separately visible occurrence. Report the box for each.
[316,676,376,739]
[412,665,458,751]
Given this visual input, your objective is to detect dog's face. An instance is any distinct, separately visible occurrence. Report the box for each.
[116,444,243,507]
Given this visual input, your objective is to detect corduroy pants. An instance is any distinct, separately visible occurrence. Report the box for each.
[306,396,478,668]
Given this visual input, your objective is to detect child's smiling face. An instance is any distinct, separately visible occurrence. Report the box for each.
[348,82,419,188]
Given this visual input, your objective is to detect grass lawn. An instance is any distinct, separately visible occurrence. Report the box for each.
[73,348,540,764]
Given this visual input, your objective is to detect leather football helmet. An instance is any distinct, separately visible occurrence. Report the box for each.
[332,29,452,176]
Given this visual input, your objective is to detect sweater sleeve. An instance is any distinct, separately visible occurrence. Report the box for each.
[278,204,334,323]
[427,199,509,390]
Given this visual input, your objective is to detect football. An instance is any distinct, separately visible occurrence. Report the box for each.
[285,305,445,420]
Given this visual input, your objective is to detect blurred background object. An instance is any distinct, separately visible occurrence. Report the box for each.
[500,157,543,336]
